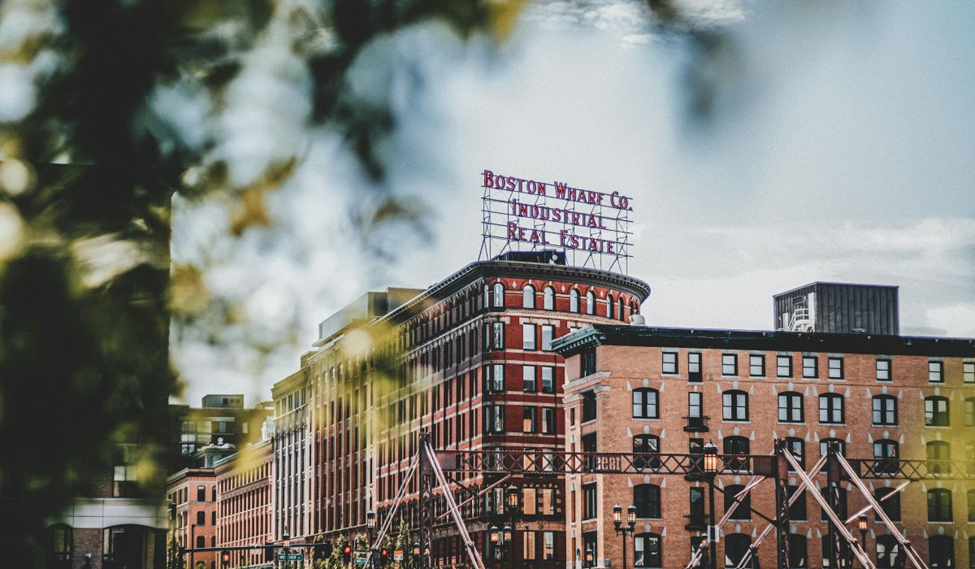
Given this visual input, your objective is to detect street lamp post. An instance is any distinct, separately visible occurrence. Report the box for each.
[367,511,376,568]
[282,528,291,569]
[189,524,196,569]
[505,483,521,566]
[703,440,719,569]
[489,525,501,567]
[858,515,868,566]
[612,504,637,569]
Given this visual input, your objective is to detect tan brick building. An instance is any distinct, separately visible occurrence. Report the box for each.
[555,325,975,569]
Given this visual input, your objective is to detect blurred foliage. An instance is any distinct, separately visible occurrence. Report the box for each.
[0,0,732,567]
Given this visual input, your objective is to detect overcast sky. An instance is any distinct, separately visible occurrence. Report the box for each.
[171,1,975,405]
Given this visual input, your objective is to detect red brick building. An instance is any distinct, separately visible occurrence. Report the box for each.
[215,440,273,568]
[555,324,975,569]
[168,468,218,569]
[269,252,650,567]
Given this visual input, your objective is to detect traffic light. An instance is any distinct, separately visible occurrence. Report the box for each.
[342,544,352,564]
[220,550,230,567]
[314,541,332,560]
[379,548,389,566]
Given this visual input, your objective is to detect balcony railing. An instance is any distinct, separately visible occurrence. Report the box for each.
[683,415,709,432]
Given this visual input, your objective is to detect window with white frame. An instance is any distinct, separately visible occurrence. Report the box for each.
[541,325,555,351]
[802,356,818,379]
[777,355,793,378]
[749,354,765,377]
[929,360,944,383]
[828,357,844,380]
[541,367,555,393]
[523,365,536,392]
[522,324,536,350]
[543,287,555,310]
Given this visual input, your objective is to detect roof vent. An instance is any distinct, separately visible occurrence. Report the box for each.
[630,314,646,326]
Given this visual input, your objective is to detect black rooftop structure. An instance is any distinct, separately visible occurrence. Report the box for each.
[553,324,975,358]
[773,281,899,335]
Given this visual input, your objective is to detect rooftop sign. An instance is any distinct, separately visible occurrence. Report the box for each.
[478,169,634,272]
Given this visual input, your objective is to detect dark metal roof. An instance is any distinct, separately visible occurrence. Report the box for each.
[552,324,975,358]
[377,259,651,326]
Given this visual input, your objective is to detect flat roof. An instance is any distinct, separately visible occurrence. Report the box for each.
[552,324,975,358]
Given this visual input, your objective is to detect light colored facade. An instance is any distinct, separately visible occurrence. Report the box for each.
[556,324,975,569]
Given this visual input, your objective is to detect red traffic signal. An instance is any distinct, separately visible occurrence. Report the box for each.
[343,545,352,554]
[381,549,389,557]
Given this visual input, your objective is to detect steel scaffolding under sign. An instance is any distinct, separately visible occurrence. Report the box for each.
[477,169,634,273]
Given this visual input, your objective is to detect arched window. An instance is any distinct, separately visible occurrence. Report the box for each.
[585,291,595,315]
[633,434,660,471]
[493,282,504,308]
[634,484,661,518]
[820,486,848,520]
[618,297,626,321]
[483,284,489,309]
[543,286,555,310]
[929,536,954,568]
[927,488,953,521]
[927,441,951,474]
[724,485,751,520]
[819,438,845,472]
[818,393,845,424]
[724,534,751,569]
[722,390,748,421]
[872,395,897,426]
[632,388,659,419]
[875,535,901,569]
[924,396,950,427]
[778,392,804,423]
[522,285,535,309]
[634,533,662,568]
[607,295,615,319]
[570,289,580,313]
[785,437,805,471]
[788,534,808,569]
[723,436,750,471]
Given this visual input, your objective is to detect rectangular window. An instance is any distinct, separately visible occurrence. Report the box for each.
[541,367,555,393]
[872,397,898,426]
[876,359,891,382]
[802,356,818,379]
[777,355,793,378]
[523,407,538,433]
[689,487,706,527]
[749,354,765,377]
[522,488,537,515]
[523,531,536,560]
[486,364,504,392]
[543,532,555,560]
[688,392,702,418]
[583,483,597,520]
[662,352,678,374]
[581,349,596,376]
[523,365,536,392]
[541,325,555,351]
[633,389,659,419]
[688,353,702,382]
[522,324,536,350]
[963,362,975,383]
[492,322,504,350]
[485,405,505,434]
[722,354,737,376]
[582,391,596,423]
[541,407,556,434]
[929,360,944,383]
[828,357,844,380]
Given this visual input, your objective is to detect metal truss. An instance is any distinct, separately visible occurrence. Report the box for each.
[436,449,975,480]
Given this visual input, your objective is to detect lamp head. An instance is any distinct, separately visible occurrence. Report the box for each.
[490,525,500,543]
[613,503,622,528]
[627,504,637,528]
[366,510,376,530]
[858,514,868,532]
[703,439,718,473]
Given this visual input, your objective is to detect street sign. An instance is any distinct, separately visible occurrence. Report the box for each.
[353,551,369,566]
[277,553,303,561]
[393,550,404,561]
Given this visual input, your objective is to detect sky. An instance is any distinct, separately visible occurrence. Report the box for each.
[169,1,975,405]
